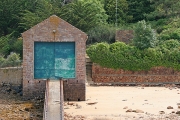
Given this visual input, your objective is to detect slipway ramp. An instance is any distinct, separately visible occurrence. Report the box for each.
[43,80,64,120]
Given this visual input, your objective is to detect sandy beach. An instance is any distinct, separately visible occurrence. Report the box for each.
[64,86,180,120]
[0,84,180,120]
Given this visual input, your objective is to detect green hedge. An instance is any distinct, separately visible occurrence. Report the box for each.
[86,41,180,71]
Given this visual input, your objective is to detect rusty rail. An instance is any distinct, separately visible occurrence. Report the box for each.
[43,79,64,120]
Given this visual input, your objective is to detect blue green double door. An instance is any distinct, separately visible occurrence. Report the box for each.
[34,42,75,79]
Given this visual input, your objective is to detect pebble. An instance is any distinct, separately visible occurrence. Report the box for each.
[123,106,128,109]
[176,111,180,114]
[172,111,175,113]
[167,106,173,109]
[126,109,133,112]
[159,111,165,114]
[134,109,144,113]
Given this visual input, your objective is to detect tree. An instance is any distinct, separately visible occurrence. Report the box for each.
[59,0,108,32]
[0,0,45,37]
[146,0,180,20]
[0,31,23,57]
[127,0,154,22]
[133,20,158,50]
[104,0,132,25]
[20,0,60,31]
[0,0,23,37]
[0,35,17,57]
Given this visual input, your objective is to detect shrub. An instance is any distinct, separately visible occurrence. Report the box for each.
[0,36,10,56]
[86,42,110,66]
[87,42,150,70]
[109,42,128,53]
[0,56,5,67]
[148,18,168,34]
[158,39,180,50]
[12,38,23,58]
[159,28,180,41]
[87,25,115,45]
[0,35,22,58]
[133,20,158,50]
[171,28,180,41]
[3,52,21,67]
[87,41,180,71]
[158,17,180,41]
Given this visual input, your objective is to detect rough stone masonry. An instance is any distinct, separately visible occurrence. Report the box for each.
[92,64,180,85]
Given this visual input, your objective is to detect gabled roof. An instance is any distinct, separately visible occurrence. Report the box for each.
[22,15,87,41]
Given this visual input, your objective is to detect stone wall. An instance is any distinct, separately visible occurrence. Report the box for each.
[1,62,180,100]
[116,30,133,44]
[0,61,89,101]
[92,64,180,84]
[22,15,87,101]
[0,67,22,85]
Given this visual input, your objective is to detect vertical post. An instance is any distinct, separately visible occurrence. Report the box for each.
[59,77,64,120]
